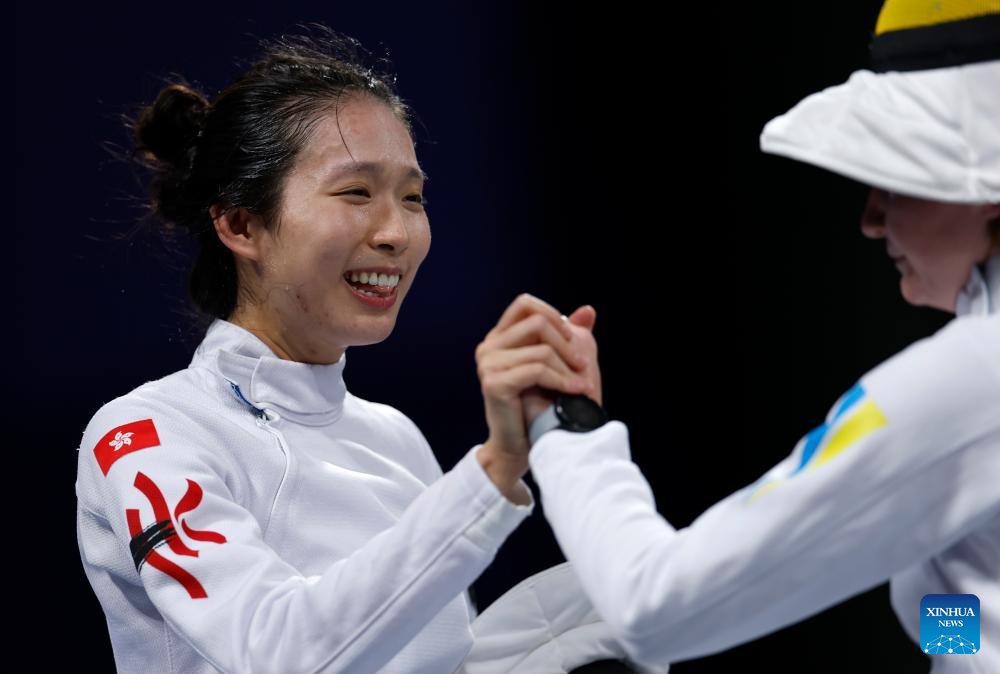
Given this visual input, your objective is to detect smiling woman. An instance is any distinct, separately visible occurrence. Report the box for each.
[859,188,1000,311]
[75,22,644,674]
[209,94,431,362]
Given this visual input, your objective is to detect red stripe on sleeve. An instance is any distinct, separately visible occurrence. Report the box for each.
[126,508,208,599]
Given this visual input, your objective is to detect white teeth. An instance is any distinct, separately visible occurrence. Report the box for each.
[346,271,400,288]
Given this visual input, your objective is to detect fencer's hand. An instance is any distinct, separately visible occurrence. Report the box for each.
[476,294,592,502]
[522,305,603,430]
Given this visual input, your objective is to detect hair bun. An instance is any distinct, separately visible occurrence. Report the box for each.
[133,83,209,170]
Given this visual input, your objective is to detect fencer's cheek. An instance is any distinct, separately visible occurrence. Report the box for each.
[263,252,297,283]
[254,251,283,280]
[294,287,310,315]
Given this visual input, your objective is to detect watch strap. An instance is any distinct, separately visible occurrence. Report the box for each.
[528,403,560,446]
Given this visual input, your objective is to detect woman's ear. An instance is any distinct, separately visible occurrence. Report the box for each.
[210,204,267,262]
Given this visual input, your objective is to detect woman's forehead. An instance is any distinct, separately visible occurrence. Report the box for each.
[303,99,416,166]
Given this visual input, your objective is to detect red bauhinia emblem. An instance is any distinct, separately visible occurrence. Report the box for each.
[94,419,161,476]
[126,471,227,599]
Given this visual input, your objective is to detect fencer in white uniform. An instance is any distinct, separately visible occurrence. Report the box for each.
[521,3,1000,672]
[76,27,659,673]
[75,317,532,673]
[528,264,999,670]
[75,317,659,674]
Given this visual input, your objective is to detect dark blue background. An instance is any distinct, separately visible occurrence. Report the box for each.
[19,1,947,670]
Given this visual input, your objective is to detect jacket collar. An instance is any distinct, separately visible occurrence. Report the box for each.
[955,253,1000,317]
[190,318,348,425]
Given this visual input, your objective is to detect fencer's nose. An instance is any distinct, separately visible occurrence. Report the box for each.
[860,187,888,240]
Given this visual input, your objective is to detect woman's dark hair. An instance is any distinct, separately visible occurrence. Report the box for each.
[127,23,415,324]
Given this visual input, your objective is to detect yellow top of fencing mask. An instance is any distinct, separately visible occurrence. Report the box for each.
[875,0,999,34]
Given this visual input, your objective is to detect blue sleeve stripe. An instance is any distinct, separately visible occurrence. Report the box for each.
[795,424,829,475]
[793,382,866,476]
[832,382,865,421]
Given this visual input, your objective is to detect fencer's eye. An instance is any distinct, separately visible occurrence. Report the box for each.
[343,188,371,198]
[406,194,428,206]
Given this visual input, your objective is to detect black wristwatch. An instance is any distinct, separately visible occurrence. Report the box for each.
[528,392,609,446]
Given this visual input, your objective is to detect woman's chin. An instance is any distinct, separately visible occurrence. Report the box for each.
[899,276,924,307]
[346,321,398,347]
[900,277,955,312]
[350,334,393,348]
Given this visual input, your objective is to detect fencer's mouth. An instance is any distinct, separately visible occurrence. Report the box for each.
[342,270,401,299]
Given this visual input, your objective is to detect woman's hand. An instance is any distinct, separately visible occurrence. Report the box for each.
[476,294,592,502]
[522,305,603,430]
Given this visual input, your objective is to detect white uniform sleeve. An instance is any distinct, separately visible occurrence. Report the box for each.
[76,398,533,674]
[528,315,1000,667]
[383,404,479,620]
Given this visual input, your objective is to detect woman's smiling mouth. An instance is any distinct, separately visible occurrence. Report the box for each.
[343,270,401,309]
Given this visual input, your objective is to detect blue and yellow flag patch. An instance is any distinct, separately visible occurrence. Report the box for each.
[746,383,888,502]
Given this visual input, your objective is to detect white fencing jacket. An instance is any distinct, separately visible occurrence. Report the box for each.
[75,318,643,674]
[529,254,1000,673]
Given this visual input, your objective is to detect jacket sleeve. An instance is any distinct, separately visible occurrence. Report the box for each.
[76,396,534,674]
[528,315,1000,666]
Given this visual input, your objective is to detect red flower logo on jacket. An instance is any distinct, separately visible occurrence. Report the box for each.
[126,471,227,599]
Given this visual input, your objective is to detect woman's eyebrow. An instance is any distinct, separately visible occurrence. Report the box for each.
[325,160,428,184]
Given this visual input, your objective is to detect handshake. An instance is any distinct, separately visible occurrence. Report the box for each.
[464,294,663,673]
[474,293,603,504]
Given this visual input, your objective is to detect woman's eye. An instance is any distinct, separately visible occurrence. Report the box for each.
[340,189,424,206]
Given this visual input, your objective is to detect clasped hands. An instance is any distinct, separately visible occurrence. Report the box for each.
[475,294,603,504]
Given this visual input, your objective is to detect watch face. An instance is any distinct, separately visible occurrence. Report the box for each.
[556,393,608,430]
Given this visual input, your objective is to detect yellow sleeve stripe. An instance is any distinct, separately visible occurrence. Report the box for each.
[806,400,888,472]
[745,394,888,504]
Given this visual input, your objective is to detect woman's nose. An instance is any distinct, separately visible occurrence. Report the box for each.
[860,187,888,239]
[370,208,410,253]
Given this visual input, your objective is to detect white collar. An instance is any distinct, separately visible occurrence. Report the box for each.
[189,318,348,425]
[955,254,1000,317]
